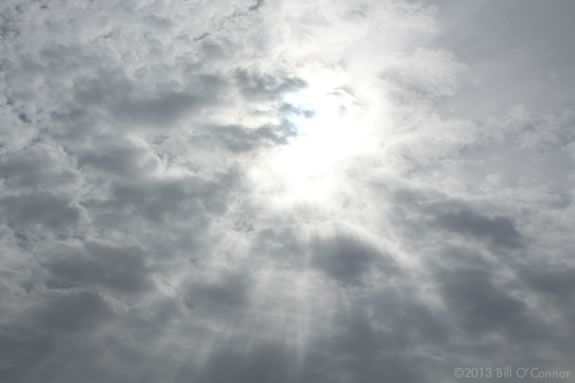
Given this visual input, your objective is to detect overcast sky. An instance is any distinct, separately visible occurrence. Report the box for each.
[1,1,574,382]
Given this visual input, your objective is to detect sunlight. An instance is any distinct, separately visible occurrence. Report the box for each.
[255,70,380,205]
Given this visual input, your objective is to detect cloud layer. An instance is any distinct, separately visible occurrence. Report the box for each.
[1,0,574,382]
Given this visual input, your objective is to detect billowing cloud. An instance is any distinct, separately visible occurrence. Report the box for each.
[1,0,574,382]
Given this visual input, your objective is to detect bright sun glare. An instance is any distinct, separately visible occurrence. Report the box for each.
[252,69,380,206]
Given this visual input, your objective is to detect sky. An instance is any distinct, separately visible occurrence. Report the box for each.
[0,1,574,382]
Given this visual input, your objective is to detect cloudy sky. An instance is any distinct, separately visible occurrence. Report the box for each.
[1,0,574,382]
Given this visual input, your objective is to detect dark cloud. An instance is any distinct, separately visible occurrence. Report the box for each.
[200,122,295,152]
[524,267,575,300]
[184,270,253,310]
[27,291,114,333]
[43,242,152,295]
[235,69,307,100]
[72,71,229,128]
[102,171,237,222]
[180,341,294,383]
[0,142,80,190]
[0,291,115,382]
[310,232,382,285]
[389,189,524,249]
[0,193,82,232]
[436,266,528,333]
[434,209,523,248]
[248,0,266,13]
[112,92,202,126]
[0,330,54,383]
[519,265,575,326]
[76,135,162,178]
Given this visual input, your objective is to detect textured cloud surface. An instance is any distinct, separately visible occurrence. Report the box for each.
[1,0,574,382]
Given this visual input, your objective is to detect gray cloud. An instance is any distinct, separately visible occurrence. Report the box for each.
[310,232,385,285]
[0,0,574,382]
[436,266,528,334]
[1,193,82,232]
[43,242,152,295]
[0,291,115,382]
[434,209,523,248]
[184,270,253,311]
[0,142,80,190]
[112,88,218,127]
[235,69,307,101]
[196,123,295,153]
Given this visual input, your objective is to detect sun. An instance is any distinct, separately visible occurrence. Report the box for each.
[280,87,363,176]
[250,69,381,206]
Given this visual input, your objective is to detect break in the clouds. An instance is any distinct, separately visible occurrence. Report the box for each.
[1,0,574,382]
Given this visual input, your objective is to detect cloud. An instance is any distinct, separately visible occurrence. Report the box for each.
[184,270,253,311]
[0,0,574,382]
[310,231,387,285]
[196,122,295,153]
[1,193,83,232]
[0,141,81,191]
[434,209,522,248]
[43,242,152,295]
[0,291,115,382]
[112,92,201,126]
[235,69,307,101]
